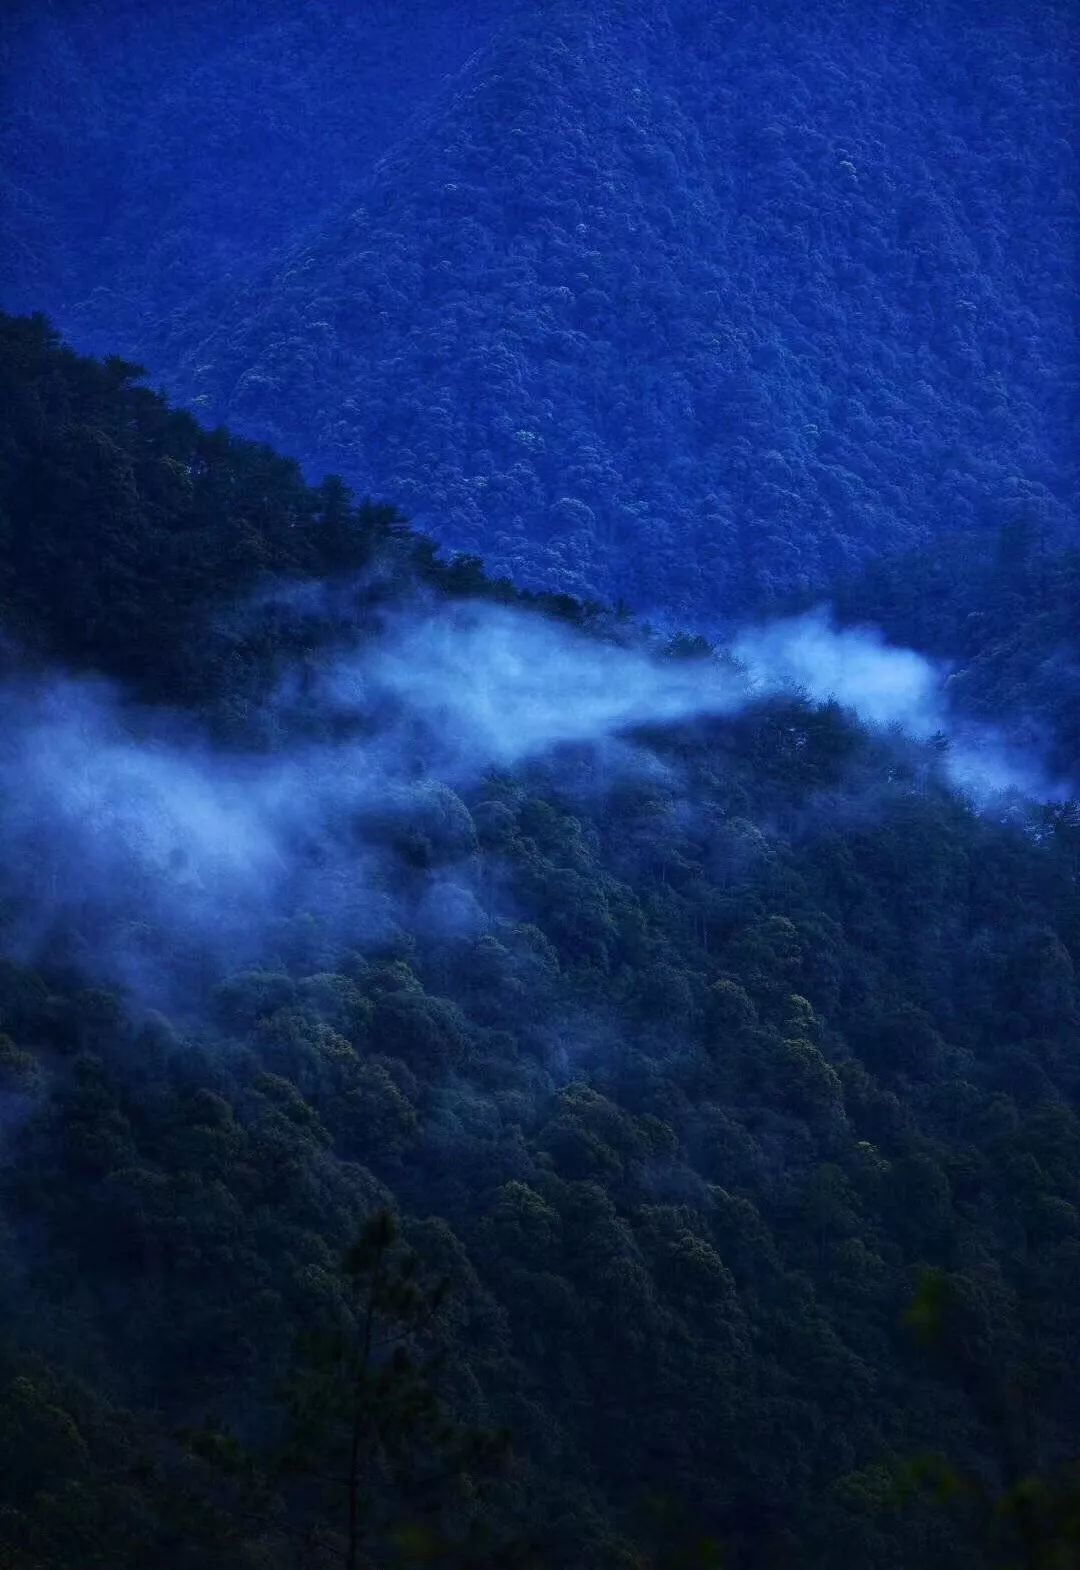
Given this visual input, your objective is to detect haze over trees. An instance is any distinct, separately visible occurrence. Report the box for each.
[1,0,1078,1563]
[0,316,1078,1567]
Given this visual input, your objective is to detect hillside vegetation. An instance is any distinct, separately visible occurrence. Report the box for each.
[1,317,1079,1567]
[3,0,1075,617]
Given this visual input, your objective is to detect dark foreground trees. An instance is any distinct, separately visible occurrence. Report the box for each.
[0,320,1078,1567]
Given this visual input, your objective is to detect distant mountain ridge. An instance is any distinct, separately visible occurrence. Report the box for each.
[1,0,512,355]
[3,0,1076,621]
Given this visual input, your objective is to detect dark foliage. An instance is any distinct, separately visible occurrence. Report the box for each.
[0,323,1078,1566]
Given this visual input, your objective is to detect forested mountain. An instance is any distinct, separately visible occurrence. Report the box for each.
[3,0,1076,617]
[2,0,1079,1562]
[2,317,1080,1568]
[1,0,510,359]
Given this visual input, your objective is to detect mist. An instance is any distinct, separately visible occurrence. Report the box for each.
[733,611,941,731]
[0,602,748,1005]
[733,609,1067,805]
[0,598,1064,1010]
[329,602,748,768]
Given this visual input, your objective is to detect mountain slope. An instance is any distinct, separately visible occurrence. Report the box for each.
[4,0,1075,618]
[0,0,511,359]
[2,317,1080,1569]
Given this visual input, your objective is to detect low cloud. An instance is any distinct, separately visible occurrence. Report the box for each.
[0,600,1066,1011]
[733,608,1067,805]
[323,601,747,769]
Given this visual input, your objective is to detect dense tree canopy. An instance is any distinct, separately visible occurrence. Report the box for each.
[3,0,1075,619]
[0,320,1078,1566]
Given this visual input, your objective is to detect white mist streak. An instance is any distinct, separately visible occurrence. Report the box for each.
[733,608,1066,804]
[336,602,747,767]
[0,600,1065,1005]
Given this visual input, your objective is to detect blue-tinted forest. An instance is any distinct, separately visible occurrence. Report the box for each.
[1,3,1079,1567]
[3,0,1075,617]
